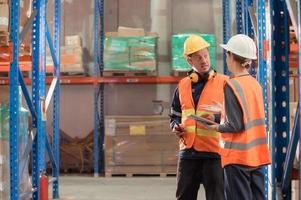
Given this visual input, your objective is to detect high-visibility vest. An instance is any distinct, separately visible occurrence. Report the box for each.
[178,71,228,153]
[219,76,271,167]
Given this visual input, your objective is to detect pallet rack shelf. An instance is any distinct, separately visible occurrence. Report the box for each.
[6,0,61,199]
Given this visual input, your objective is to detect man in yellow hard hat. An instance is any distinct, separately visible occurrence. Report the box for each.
[170,34,228,200]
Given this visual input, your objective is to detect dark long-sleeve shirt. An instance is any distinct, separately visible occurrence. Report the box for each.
[218,83,245,133]
[170,78,221,159]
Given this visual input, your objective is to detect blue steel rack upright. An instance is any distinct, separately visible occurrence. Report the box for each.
[222,0,230,75]
[9,0,61,199]
[256,0,269,198]
[93,0,105,177]
[270,0,290,199]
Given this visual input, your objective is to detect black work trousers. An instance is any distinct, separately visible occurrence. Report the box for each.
[176,158,224,200]
[224,165,265,200]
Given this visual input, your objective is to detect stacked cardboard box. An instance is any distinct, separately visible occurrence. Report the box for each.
[19,0,32,56]
[1,0,32,50]
[0,2,9,33]
[105,115,178,175]
[171,33,216,72]
[61,35,84,73]
[0,88,31,198]
[0,1,9,48]
[0,103,9,200]
[289,75,299,167]
[104,27,158,73]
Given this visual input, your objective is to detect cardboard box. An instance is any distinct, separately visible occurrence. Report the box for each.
[20,0,31,28]
[65,35,82,47]
[61,46,83,65]
[0,32,9,46]
[292,180,299,200]
[105,115,171,136]
[61,64,84,73]
[290,102,298,131]
[117,26,145,37]
[61,54,83,65]
[0,4,9,32]
[0,86,9,104]
[290,77,295,102]
[295,77,299,101]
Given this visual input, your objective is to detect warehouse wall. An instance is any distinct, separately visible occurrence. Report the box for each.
[44,0,230,138]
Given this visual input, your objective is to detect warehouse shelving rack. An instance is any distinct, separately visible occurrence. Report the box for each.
[91,0,183,176]
[6,0,61,199]
[224,0,301,199]
[4,0,301,199]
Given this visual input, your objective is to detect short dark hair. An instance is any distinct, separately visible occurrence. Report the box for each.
[228,51,251,69]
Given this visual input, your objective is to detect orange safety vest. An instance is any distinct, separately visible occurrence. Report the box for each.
[178,71,228,153]
[219,76,271,167]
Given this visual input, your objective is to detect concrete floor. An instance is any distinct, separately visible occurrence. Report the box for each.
[54,176,205,200]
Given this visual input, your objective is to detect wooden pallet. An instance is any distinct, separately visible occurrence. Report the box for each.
[172,70,189,77]
[103,70,157,77]
[105,173,176,177]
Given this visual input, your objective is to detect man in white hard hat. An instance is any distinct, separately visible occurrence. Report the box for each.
[169,34,228,200]
[204,34,271,200]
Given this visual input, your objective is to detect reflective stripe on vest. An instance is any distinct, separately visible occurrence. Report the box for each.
[220,137,267,150]
[170,108,182,117]
[185,126,219,138]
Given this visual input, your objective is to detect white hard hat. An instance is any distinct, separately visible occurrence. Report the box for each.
[220,34,257,59]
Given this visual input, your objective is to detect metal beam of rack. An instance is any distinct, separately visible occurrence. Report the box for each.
[93,0,105,177]
[223,0,230,75]
[8,0,61,199]
[270,0,290,199]
[256,0,269,197]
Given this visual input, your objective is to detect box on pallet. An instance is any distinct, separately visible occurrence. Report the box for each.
[65,35,82,47]
[104,33,158,71]
[171,33,216,72]
[295,77,299,102]
[0,31,9,46]
[105,115,178,175]
[104,32,158,71]
[117,26,145,37]
[0,101,31,199]
[60,45,84,73]
[290,76,295,102]
[0,3,9,32]
[289,76,300,102]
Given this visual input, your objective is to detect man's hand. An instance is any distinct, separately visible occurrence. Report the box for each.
[172,124,185,138]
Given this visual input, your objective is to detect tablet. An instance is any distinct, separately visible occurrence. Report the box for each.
[188,115,219,125]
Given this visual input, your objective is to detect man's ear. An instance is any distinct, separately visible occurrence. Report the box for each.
[187,57,193,66]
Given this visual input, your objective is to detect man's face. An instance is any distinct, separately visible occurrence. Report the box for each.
[187,49,211,74]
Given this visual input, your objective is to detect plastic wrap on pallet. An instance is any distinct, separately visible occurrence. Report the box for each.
[171,33,216,71]
[104,35,158,71]
[105,115,178,175]
[0,103,31,199]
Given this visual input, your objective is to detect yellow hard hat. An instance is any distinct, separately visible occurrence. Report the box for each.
[183,35,210,58]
